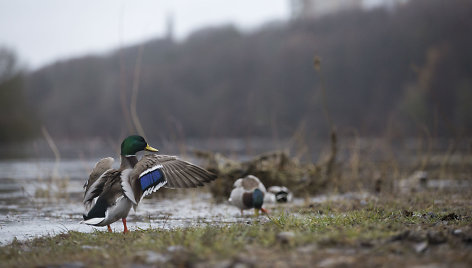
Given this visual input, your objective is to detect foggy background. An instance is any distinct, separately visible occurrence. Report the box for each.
[1,0,471,158]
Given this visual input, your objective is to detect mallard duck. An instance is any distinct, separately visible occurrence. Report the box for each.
[265,186,293,203]
[228,175,269,216]
[82,135,217,233]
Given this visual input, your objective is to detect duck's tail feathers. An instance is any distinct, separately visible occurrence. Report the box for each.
[82,217,105,226]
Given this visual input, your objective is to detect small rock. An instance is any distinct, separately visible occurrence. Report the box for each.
[389,230,410,242]
[101,252,110,259]
[462,234,472,244]
[146,251,169,264]
[297,243,318,254]
[276,231,295,245]
[414,241,428,253]
[166,245,195,266]
[134,250,169,264]
[167,245,186,253]
[427,231,447,244]
[318,256,355,267]
[452,229,463,236]
[359,241,374,248]
[232,254,256,268]
[409,231,427,242]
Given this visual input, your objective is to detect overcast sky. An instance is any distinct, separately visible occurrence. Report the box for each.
[0,0,289,69]
[0,0,386,70]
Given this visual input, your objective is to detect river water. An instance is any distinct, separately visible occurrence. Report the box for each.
[0,159,250,245]
[2,153,467,245]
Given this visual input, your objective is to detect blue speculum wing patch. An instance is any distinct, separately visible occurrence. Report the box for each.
[140,168,165,191]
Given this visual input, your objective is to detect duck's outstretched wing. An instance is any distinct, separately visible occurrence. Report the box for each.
[121,154,217,204]
[83,157,114,208]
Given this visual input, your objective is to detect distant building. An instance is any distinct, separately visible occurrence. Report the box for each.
[165,12,174,41]
[290,0,363,19]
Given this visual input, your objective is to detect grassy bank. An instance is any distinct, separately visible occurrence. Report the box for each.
[1,192,471,267]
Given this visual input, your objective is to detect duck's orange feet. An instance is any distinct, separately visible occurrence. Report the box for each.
[122,218,129,234]
[107,224,112,233]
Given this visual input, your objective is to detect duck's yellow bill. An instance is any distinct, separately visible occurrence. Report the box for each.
[145,144,159,152]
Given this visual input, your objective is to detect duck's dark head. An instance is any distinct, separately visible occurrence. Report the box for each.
[121,135,158,156]
[252,189,269,216]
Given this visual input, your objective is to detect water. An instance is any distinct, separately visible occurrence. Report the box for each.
[1,155,469,245]
[0,159,253,245]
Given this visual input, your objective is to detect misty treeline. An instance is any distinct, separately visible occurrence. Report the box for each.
[0,49,38,142]
[2,0,471,144]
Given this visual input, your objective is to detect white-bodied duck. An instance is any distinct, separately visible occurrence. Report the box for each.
[82,135,216,233]
[228,175,268,216]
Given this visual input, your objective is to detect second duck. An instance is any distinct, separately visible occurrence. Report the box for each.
[229,175,269,216]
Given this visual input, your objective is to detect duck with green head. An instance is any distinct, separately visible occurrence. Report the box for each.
[82,135,217,233]
[228,175,269,216]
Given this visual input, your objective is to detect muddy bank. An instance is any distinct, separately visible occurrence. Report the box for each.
[195,148,472,202]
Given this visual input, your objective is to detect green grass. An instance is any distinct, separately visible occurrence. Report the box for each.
[2,196,471,267]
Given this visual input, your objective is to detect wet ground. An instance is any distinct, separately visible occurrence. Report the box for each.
[0,159,379,245]
[0,159,251,244]
[1,158,472,267]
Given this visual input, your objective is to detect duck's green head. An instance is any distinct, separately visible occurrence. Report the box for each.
[253,189,269,216]
[120,135,158,156]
